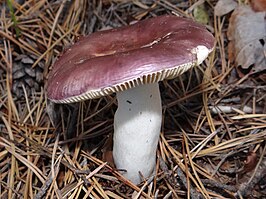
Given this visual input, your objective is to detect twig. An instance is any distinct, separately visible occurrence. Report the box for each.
[201,179,237,192]
[177,167,202,199]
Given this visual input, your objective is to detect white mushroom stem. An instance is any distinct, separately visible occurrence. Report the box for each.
[113,83,162,184]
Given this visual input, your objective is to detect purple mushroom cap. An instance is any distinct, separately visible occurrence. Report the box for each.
[47,15,215,103]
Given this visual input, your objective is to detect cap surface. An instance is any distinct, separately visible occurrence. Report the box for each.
[47,15,215,103]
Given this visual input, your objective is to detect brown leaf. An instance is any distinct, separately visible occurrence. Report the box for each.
[228,5,266,75]
[250,0,266,12]
[243,152,258,173]
[102,135,115,168]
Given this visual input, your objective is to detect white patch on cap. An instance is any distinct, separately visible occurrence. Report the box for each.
[191,45,210,65]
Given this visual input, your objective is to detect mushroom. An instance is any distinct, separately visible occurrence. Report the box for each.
[47,15,215,184]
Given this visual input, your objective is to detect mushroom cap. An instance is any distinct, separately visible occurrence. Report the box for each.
[47,15,215,103]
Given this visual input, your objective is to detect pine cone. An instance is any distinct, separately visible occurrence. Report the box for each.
[12,54,44,99]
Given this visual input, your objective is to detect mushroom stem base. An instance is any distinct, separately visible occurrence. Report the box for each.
[113,83,162,184]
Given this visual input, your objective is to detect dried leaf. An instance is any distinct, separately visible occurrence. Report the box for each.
[228,5,266,74]
[214,0,238,16]
[243,152,258,173]
[102,135,115,168]
[46,99,60,127]
[250,0,266,12]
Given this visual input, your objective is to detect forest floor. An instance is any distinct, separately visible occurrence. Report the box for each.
[0,0,265,198]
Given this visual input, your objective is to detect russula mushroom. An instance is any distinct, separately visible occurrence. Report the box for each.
[47,15,215,184]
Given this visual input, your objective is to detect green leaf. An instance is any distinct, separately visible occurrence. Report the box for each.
[7,0,21,37]
[193,4,209,25]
